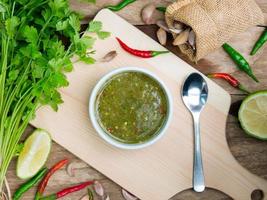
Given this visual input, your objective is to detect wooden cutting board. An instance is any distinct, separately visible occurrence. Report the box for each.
[31,9,267,200]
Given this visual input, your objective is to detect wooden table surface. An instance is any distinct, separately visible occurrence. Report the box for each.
[7,1,267,199]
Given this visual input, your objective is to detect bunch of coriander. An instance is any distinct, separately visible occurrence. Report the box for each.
[0,0,109,191]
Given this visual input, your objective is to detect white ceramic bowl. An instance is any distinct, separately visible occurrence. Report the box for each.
[89,67,173,149]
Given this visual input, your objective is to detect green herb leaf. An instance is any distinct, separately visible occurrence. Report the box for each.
[69,14,80,32]
[97,31,111,40]
[20,44,42,59]
[56,20,69,31]
[80,56,96,64]
[88,21,102,32]
[22,26,39,44]
[5,16,20,38]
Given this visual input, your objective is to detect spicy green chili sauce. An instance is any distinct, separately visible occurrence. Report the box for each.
[95,71,168,144]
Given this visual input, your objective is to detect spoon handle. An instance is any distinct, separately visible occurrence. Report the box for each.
[193,114,205,192]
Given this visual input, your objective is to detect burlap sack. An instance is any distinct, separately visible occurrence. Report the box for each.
[165,0,264,62]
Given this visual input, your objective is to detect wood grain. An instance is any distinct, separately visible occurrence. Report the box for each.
[29,9,236,200]
[70,0,267,25]
[6,1,267,200]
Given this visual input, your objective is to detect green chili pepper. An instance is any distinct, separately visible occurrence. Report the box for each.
[13,168,48,200]
[88,188,94,200]
[222,43,259,82]
[250,28,267,55]
[156,7,166,13]
[106,0,136,11]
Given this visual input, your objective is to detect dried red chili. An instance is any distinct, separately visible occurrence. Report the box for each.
[207,73,250,93]
[40,181,94,200]
[116,37,169,58]
[35,159,68,200]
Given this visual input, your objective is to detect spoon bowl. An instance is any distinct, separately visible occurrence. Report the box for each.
[181,72,208,193]
[182,73,208,113]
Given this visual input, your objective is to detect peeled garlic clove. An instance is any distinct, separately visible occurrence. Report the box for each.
[188,29,196,50]
[122,189,138,200]
[101,51,117,62]
[157,28,167,45]
[141,3,156,25]
[173,21,184,30]
[173,28,190,46]
[156,20,170,32]
[169,28,183,34]
[66,162,76,177]
[93,180,105,197]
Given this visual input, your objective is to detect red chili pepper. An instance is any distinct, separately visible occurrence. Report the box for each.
[207,73,250,93]
[40,181,94,200]
[35,159,68,200]
[116,37,169,58]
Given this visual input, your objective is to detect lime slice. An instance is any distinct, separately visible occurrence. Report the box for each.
[239,90,267,140]
[17,129,51,179]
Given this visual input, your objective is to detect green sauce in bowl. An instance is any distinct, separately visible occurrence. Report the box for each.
[95,71,168,144]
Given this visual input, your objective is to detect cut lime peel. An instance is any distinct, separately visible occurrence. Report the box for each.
[16,129,51,179]
[239,90,267,140]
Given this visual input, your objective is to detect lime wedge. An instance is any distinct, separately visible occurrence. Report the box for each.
[239,90,267,140]
[17,129,51,179]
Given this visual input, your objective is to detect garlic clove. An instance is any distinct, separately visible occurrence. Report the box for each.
[66,162,76,177]
[188,29,196,50]
[93,180,105,197]
[122,189,138,200]
[156,20,170,32]
[157,28,167,45]
[169,28,184,34]
[101,51,117,62]
[173,28,190,46]
[141,3,156,25]
[173,21,184,30]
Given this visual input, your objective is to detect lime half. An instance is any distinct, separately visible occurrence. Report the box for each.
[17,129,51,179]
[239,90,267,140]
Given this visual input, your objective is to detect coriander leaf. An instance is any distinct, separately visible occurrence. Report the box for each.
[5,16,20,38]
[97,31,110,40]
[80,56,95,64]
[50,91,63,111]
[62,57,73,72]
[20,44,42,59]
[69,14,80,32]
[41,8,52,21]
[49,0,67,17]
[80,36,96,49]
[32,58,48,79]
[56,20,68,31]
[49,72,69,87]
[74,35,96,56]
[8,70,19,81]
[87,21,102,32]
[22,26,38,44]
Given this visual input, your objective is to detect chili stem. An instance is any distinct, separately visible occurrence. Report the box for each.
[40,181,94,200]
[116,37,169,58]
[35,159,68,200]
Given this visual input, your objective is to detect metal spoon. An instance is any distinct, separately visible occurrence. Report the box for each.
[181,72,208,192]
